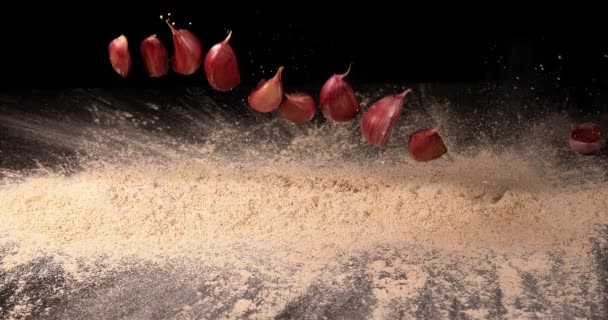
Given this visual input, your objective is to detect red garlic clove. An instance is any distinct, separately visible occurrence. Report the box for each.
[204,31,240,91]
[140,35,169,78]
[408,126,448,162]
[248,66,284,112]
[569,122,604,154]
[166,20,203,75]
[279,92,316,123]
[361,89,412,147]
[319,64,360,122]
[108,35,131,78]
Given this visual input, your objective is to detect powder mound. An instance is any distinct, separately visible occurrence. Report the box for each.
[0,149,606,264]
[2,87,608,319]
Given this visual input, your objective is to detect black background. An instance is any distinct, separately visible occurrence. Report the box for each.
[1,1,608,89]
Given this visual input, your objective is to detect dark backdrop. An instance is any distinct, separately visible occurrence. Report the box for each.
[1,1,608,89]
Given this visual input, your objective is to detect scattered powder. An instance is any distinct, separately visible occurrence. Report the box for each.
[1,150,605,268]
[1,88,607,318]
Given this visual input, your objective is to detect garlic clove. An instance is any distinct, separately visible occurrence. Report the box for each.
[319,64,360,122]
[279,92,316,123]
[408,127,448,162]
[204,31,240,91]
[569,122,604,154]
[108,35,131,78]
[248,66,284,112]
[361,89,412,146]
[140,35,169,78]
[166,20,203,75]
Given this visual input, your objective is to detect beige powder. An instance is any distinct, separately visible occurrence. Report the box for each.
[1,104,607,318]
[0,148,605,265]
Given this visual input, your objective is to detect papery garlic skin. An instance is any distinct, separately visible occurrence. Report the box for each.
[569,122,605,154]
[166,21,203,75]
[248,66,284,112]
[140,35,169,78]
[279,92,316,123]
[108,35,131,78]
[319,65,360,122]
[408,127,448,162]
[361,89,412,147]
[204,31,240,91]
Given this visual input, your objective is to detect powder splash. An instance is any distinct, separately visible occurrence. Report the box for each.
[0,86,606,318]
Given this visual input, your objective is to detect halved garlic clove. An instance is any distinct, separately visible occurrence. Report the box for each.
[408,126,448,162]
[140,35,169,78]
[166,20,203,75]
[569,122,604,154]
[279,92,316,123]
[248,66,284,112]
[108,35,131,78]
[361,89,412,146]
[204,31,240,91]
[319,64,360,122]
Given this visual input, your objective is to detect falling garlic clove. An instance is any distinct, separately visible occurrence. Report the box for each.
[248,66,284,112]
[279,92,316,123]
[204,31,240,91]
[408,126,448,162]
[361,89,412,147]
[166,20,203,75]
[319,64,360,122]
[108,35,131,78]
[140,35,169,78]
[569,122,605,154]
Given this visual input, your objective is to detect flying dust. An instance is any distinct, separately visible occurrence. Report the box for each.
[0,86,606,319]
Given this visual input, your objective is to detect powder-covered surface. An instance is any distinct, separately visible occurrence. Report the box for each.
[0,86,607,319]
